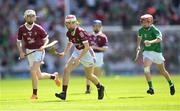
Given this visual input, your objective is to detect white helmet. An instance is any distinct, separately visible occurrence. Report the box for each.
[65,15,77,22]
[24,9,36,18]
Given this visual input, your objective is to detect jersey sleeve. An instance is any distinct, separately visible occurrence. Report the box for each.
[39,26,48,40]
[79,31,88,43]
[153,27,162,40]
[17,28,22,41]
[138,29,142,38]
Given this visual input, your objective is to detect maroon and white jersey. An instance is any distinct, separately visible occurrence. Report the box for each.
[66,27,93,50]
[17,23,48,49]
[90,31,108,52]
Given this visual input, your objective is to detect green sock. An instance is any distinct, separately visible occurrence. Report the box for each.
[148,81,153,89]
[168,80,173,86]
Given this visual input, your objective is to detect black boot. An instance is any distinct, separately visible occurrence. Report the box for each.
[55,92,66,100]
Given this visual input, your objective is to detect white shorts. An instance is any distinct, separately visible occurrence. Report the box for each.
[26,49,45,67]
[72,48,96,67]
[143,51,165,64]
[94,52,104,67]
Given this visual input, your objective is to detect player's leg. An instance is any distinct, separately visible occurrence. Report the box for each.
[27,49,39,99]
[85,52,104,94]
[85,67,103,94]
[85,78,91,94]
[84,66,104,99]
[55,56,78,100]
[143,58,154,95]
[156,63,175,95]
[33,61,60,86]
[30,65,38,99]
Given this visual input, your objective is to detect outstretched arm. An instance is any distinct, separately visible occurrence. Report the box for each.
[58,42,73,58]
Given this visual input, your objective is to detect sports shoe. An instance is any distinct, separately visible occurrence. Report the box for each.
[55,92,66,100]
[54,72,61,87]
[98,85,104,100]
[31,94,38,99]
[85,90,90,94]
[147,88,154,95]
[170,84,175,95]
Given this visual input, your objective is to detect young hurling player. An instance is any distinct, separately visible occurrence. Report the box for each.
[17,9,60,99]
[55,15,105,100]
[136,14,175,95]
[85,20,108,94]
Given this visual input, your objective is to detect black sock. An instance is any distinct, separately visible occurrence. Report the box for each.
[168,80,173,86]
[86,85,90,91]
[96,83,101,89]
[33,89,37,95]
[50,75,55,80]
[62,85,68,93]
[148,81,153,89]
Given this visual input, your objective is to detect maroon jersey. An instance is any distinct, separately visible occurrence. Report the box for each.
[91,32,108,52]
[17,23,48,49]
[66,27,93,50]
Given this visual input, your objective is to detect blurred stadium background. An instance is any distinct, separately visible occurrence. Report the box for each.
[0,0,180,79]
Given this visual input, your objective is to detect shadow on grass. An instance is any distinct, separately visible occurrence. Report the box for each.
[118,96,145,99]
[39,98,98,103]
[69,93,87,95]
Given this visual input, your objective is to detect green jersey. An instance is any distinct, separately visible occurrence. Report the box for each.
[138,25,162,53]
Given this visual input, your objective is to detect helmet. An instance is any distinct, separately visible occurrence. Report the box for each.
[140,14,153,24]
[24,9,36,18]
[65,15,77,23]
[93,20,102,26]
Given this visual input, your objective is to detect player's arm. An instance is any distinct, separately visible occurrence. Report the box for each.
[145,38,161,44]
[92,45,108,52]
[144,29,162,45]
[92,35,108,52]
[17,40,24,53]
[17,40,25,59]
[134,35,142,62]
[77,40,89,60]
[16,28,25,59]
[58,41,73,58]
[64,42,73,55]
[38,36,49,51]
[137,36,142,50]
[43,36,49,46]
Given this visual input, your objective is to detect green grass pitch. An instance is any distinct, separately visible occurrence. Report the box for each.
[0,75,180,111]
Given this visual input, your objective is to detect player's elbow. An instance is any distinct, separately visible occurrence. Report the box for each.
[156,38,162,42]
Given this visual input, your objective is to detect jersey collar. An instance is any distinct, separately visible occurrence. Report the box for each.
[93,31,102,36]
[25,22,35,31]
[71,27,77,36]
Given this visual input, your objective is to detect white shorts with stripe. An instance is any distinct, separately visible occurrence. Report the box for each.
[72,48,96,67]
[94,52,104,67]
[26,49,45,67]
[143,51,165,64]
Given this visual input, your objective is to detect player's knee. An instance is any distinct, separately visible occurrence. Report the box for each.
[144,66,150,74]
[86,74,93,80]
[30,68,36,75]
[64,67,71,74]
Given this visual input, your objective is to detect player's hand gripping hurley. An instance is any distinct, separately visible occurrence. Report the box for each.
[18,40,58,60]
